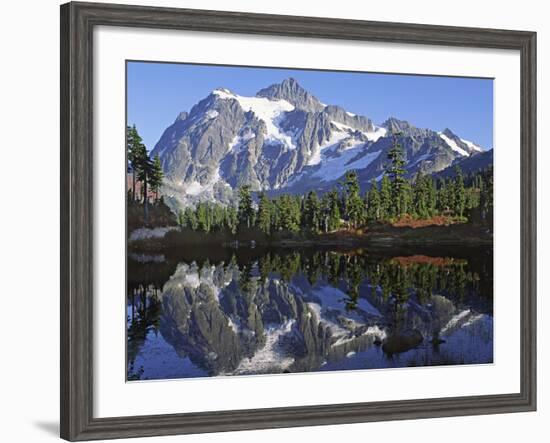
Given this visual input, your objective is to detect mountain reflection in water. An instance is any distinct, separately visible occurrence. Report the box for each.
[127,246,493,381]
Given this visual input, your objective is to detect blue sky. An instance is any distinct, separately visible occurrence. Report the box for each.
[127,61,493,151]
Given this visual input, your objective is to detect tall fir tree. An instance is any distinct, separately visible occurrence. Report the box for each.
[344,170,365,228]
[427,176,437,216]
[183,207,198,230]
[380,174,392,219]
[136,146,153,225]
[303,191,321,233]
[413,173,430,218]
[453,166,466,217]
[149,154,164,202]
[437,178,450,213]
[237,185,254,229]
[386,132,407,217]
[278,195,301,232]
[327,191,341,231]
[196,202,210,232]
[399,181,413,216]
[126,124,145,202]
[480,167,493,223]
[225,205,238,234]
[257,192,272,235]
[366,179,381,221]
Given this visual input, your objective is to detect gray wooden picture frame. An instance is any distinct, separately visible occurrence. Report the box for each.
[60,1,537,441]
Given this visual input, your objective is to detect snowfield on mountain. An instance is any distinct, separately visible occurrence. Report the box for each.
[149,77,489,210]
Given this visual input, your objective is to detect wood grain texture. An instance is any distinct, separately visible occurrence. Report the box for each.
[60,2,537,441]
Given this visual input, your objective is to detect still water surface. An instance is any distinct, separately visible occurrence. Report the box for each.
[127,245,493,381]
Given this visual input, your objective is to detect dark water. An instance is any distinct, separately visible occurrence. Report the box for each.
[127,245,493,381]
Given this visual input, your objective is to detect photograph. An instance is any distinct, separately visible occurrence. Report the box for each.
[1,0,544,441]
[126,62,494,381]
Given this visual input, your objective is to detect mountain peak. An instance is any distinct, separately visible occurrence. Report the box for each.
[442,127,457,138]
[256,77,325,112]
[382,117,412,133]
[212,87,235,97]
[264,77,303,92]
[440,128,484,154]
[282,76,299,85]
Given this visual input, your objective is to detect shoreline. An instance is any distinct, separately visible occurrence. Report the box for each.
[128,223,493,252]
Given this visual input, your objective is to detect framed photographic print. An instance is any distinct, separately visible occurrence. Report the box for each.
[60,1,537,441]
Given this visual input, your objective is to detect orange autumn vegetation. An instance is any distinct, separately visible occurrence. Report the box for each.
[390,255,466,267]
[390,214,466,229]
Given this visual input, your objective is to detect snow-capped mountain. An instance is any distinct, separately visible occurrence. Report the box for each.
[150,77,487,209]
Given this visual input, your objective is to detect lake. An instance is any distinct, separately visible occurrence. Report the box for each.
[127,244,493,381]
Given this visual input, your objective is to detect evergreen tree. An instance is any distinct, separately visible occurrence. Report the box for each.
[344,170,365,228]
[303,191,321,233]
[196,202,210,232]
[225,206,238,234]
[427,176,437,216]
[279,196,290,232]
[149,154,164,202]
[183,207,198,230]
[413,173,430,218]
[453,166,466,217]
[126,124,145,202]
[399,181,413,216]
[293,195,303,229]
[380,174,392,219]
[327,190,341,231]
[437,178,451,213]
[386,132,407,217]
[136,147,153,224]
[480,167,493,223]
[211,204,225,231]
[366,179,381,221]
[270,198,281,233]
[257,192,272,235]
[320,193,331,233]
[279,195,301,232]
[237,185,254,229]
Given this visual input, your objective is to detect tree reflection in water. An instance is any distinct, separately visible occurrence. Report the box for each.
[127,246,493,380]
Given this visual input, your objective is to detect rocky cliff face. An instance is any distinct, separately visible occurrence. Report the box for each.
[150,78,487,210]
